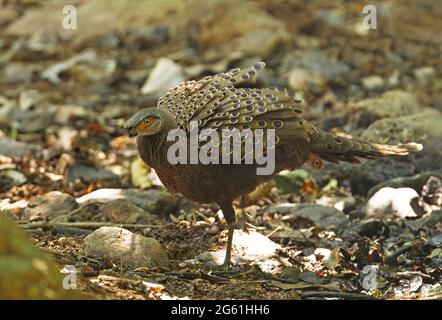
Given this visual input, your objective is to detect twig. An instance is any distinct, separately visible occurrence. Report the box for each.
[20,221,167,230]
[98,275,144,285]
[165,271,230,284]
[266,225,282,238]
[302,291,379,300]
[384,244,414,264]
[396,271,433,281]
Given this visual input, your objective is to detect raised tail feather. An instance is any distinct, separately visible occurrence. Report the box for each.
[308,127,423,165]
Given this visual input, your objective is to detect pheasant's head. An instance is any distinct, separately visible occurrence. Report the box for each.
[125,108,173,137]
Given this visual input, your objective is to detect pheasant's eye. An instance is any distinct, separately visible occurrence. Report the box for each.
[145,119,151,124]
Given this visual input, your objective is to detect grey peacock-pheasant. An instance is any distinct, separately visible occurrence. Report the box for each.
[125,62,422,269]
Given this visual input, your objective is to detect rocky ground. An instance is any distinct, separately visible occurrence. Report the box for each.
[0,0,441,300]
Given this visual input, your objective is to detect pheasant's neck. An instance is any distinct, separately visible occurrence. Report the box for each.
[137,113,177,168]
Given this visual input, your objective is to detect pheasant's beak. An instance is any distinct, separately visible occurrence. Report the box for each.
[128,128,137,137]
[124,123,136,137]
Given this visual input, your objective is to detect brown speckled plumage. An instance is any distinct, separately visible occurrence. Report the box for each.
[125,62,422,269]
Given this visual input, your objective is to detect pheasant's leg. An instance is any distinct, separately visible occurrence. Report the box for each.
[222,223,235,269]
[217,203,236,270]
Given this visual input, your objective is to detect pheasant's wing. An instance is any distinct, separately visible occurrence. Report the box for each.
[158,62,267,129]
[158,62,311,151]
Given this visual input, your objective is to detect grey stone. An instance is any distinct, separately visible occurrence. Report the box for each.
[414,139,442,173]
[279,266,301,281]
[1,170,27,186]
[405,210,442,232]
[67,164,119,186]
[76,188,176,217]
[429,232,442,247]
[288,67,325,93]
[349,158,417,196]
[367,170,442,199]
[359,109,442,145]
[264,203,350,230]
[125,25,169,49]
[3,63,32,84]
[236,29,289,59]
[413,66,435,86]
[82,227,169,269]
[346,90,420,130]
[14,110,55,133]
[96,32,120,48]
[282,49,351,80]
[317,9,345,28]
[99,199,153,224]
[24,191,79,221]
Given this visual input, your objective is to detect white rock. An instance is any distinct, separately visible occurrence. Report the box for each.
[362,75,385,90]
[314,248,331,260]
[387,70,400,87]
[196,230,283,272]
[365,187,419,219]
[56,127,77,151]
[141,58,184,96]
[41,49,97,85]
[19,90,40,111]
[413,66,435,86]
[0,199,28,212]
[82,227,169,269]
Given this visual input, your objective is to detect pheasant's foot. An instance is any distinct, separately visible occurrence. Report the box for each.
[213,258,233,271]
[214,223,235,271]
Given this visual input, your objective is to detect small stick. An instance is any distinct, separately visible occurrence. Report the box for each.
[21,221,167,230]
[302,291,379,300]
[266,225,282,238]
[384,244,414,264]
[165,271,230,284]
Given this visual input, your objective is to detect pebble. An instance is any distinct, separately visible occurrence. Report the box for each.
[3,63,33,84]
[76,188,176,218]
[140,58,184,97]
[413,66,435,86]
[364,187,419,219]
[195,230,283,272]
[82,227,169,269]
[264,203,350,230]
[362,75,385,91]
[23,191,79,221]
